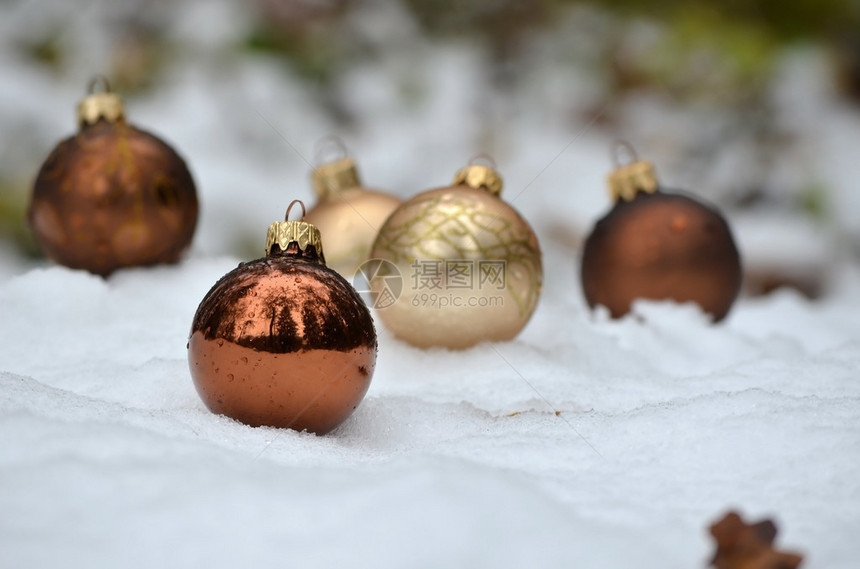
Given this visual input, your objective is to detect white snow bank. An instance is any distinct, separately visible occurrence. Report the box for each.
[1,258,859,568]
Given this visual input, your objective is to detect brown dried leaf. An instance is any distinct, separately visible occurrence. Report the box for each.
[708,511,803,569]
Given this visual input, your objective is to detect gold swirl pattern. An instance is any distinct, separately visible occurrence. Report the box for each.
[373,186,542,321]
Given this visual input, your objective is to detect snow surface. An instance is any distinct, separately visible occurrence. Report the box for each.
[2,256,860,568]
[2,1,860,567]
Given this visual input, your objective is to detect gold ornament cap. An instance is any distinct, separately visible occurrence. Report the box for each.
[76,76,125,128]
[266,200,326,262]
[312,157,361,198]
[607,141,658,202]
[452,155,504,197]
[311,136,362,198]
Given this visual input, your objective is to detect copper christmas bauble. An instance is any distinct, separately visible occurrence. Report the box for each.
[188,201,377,434]
[28,77,198,276]
[304,139,400,278]
[581,144,742,321]
[369,159,543,349]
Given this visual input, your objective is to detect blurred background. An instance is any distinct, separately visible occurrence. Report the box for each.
[1,0,859,299]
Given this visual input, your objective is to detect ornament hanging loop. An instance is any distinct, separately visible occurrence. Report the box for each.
[611,140,639,168]
[87,75,112,95]
[607,140,658,202]
[453,154,504,197]
[468,153,498,169]
[314,135,349,166]
[285,199,307,221]
[311,136,360,197]
[268,200,325,262]
[77,76,125,128]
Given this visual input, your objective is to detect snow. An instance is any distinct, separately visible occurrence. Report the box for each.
[3,257,859,568]
[2,1,860,567]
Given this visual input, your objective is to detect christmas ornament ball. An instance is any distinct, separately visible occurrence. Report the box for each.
[304,138,401,278]
[188,201,377,434]
[581,144,741,321]
[28,77,198,277]
[370,159,542,349]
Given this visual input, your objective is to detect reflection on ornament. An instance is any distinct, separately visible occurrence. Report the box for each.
[581,141,742,321]
[28,76,198,276]
[188,201,377,435]
[304,136,401,278]
[370,156,542,349]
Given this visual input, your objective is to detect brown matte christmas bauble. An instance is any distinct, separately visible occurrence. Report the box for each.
[28,77,198,277]
[304,138,400,278]
[188,202,377,434]
[581,146,741,321]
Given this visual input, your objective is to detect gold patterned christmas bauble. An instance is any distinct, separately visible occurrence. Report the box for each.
[188,201,377,435]
[28,77,198,277]
[304,138,401,278]
[369,159,542,349]
[581,142,742,321]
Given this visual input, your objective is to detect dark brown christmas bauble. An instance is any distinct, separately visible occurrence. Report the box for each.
[581,145,742,322]
[28,77,198,276]
[188,201,377,434]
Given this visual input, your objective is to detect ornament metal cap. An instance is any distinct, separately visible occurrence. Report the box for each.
[311,157,361,197]
[266,200,326,262]
[607,141,658,202]
[311,136,362,198]
[452,155,504,197]
[76,76,125,128]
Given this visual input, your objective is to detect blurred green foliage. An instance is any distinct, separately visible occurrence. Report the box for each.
[0,180,41,259]
[403,0,547,40]
[242,28,344,83]
[3,0,857,262]
[614,5,781,104]
[238,0,857,103]
[799,183,830,220]
[590,0,858,40]
[21,31,64,71]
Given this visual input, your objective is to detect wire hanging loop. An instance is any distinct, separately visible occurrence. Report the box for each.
[87,75,112,95]
[314,135,349,166]
[611,140,639,168]
[468,153,497,169]
[285,199,307,221]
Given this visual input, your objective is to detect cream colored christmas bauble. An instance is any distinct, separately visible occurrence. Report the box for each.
[369,160,542,349]
[304,142,400,278]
